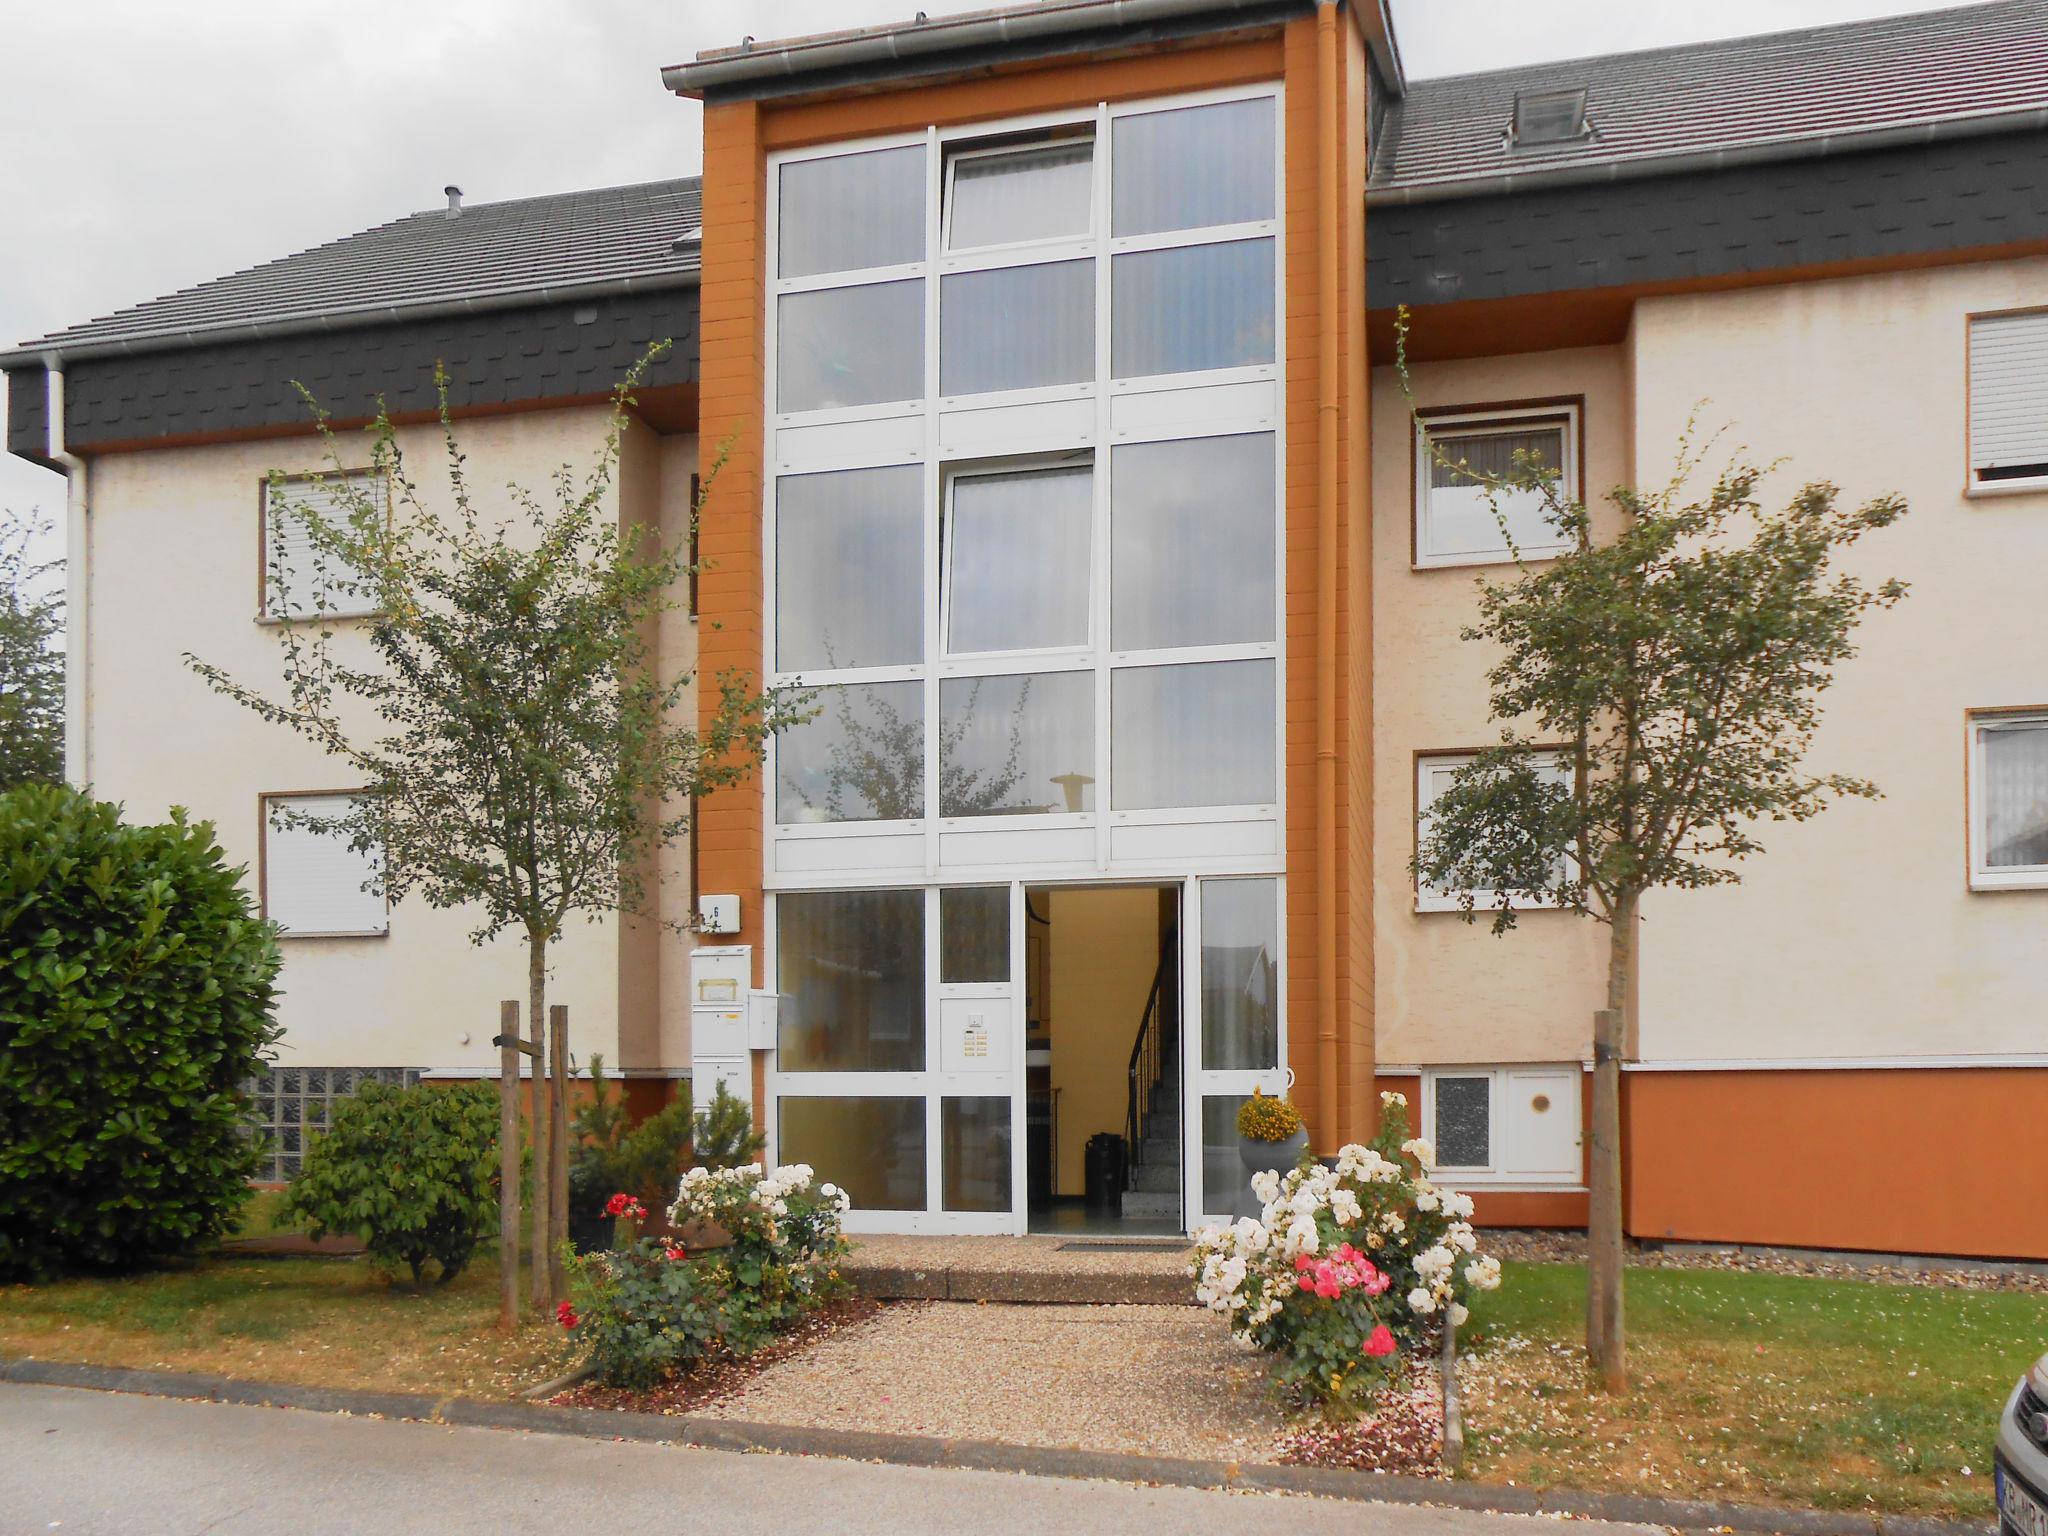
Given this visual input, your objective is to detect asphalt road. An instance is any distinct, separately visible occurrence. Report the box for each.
[0,1380,1667,1536]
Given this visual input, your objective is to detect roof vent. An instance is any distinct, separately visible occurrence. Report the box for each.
[1508,87,1590,148]
[444,185,464,219]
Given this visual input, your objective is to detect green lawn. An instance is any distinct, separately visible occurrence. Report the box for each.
[0,1249,569,1399]
[1462,1261,2041,1521]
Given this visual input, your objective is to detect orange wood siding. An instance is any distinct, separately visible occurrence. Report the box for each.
[1626,1068,2048,1260]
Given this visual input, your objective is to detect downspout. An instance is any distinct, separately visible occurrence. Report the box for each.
[44,357,88,789]
[1313,1,1341,1150]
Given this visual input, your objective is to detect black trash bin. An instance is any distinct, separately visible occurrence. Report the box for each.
[1083,1132,1126,1218]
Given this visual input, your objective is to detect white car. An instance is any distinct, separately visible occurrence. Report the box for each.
[1998,1351,2048,1536]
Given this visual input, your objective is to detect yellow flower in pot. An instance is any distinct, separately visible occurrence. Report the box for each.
[1233,1088,1308,1220]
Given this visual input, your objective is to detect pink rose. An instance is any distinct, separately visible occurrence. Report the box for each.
[1362,1324,1397,1358]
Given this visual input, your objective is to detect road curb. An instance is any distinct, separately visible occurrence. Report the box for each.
[0,1354,1975,1535]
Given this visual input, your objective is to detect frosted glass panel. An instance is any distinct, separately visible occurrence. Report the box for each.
[941,887,1010,982]
[1984,720,2048,868]
[776,465,924,671]
[939,672,1095,817]
[949,141,1093,249]
[1111,434,1276,649]
[1201,1095,1250,1216]
[941,1097,1012,1212]
[777,889,925,1074]
[1112,240,1274,379]
[778,281,924,413]
[941,260,1093,396]
[1112,97,1275,236]
[1112,659,1275,811]
[1433,1076,1492,1168]
[776,681,924,823]
[1200,878,1278,1071]
[946,466,1092,654]
[779,145,926,279]
[778,1096,927,1209]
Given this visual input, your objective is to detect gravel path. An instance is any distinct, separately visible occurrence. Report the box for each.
[699,1300,1288,1462]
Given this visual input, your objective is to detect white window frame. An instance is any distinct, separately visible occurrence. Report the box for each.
[941,136,1097,256]
[1414,749,1570,913]
[260,791,388,938]
[1968,708,2048,890]
[1421,1065,1583,1189]
[939,456,1097,663]
[761,83,1287,882]
[1412,404,1580,570]
[259,470,386,621]
[1966,308,2048,498]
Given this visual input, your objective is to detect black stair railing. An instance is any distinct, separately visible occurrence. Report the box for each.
[1123,951,1174,1190]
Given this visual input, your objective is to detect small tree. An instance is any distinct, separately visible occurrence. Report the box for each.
[0,511,65,790]
[187,353,803,1318]
[1406,331,1907,1391]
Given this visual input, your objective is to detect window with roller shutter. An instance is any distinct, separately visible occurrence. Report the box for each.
[260,470,386,618]
[260,792,387,937]
[1968,310,2048,493]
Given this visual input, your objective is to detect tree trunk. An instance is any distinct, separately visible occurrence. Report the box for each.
[527,937,551,1310]
[1586,887,1636,1394]
[496,1001,521,1333]
[547,1003,570,1301]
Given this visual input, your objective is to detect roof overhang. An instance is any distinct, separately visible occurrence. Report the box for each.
[0,269,701,369]
[662,0,1404,104]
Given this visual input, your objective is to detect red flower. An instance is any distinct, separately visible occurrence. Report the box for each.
[664,1244,688,1261]
[1362,1323,1397,1358]
[556,1300,579,1331]
[604,1193,646,1220]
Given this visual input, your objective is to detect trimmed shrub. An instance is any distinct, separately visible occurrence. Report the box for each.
[281,1080,503,1284]
[0,786,280,1280]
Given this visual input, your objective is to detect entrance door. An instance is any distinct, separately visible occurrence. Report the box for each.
[1182,876,1289,1227]
[931,884,1022,1234]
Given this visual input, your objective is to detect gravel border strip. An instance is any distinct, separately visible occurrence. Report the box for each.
[0,1353,1975,1536]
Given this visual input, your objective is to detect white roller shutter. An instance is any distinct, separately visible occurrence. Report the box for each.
[263,794,387,936]
[263,472,384,617]
[1969,311,2048,478]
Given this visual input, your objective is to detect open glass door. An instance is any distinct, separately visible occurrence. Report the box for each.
[1183,875,1288,1228]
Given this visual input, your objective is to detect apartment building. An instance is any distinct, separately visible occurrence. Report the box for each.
[7,0,2045,1250]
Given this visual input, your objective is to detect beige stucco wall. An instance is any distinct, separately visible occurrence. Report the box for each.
[1631,256,2048,1063]
[82,406,700,1075]
[1367,345,1626,1066]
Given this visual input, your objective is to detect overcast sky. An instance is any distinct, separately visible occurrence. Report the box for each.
[0,0,1987,552]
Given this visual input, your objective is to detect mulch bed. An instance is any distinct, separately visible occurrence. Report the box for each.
[1273,1363,1446,1477]
[549,1297,885,1416]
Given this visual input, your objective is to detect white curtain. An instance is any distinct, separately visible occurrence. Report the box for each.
[949,141,1092,249]
[778,144,926,279]
[946,466,1092,653]
[1111,659,1276,810]
[1985,722,2048,868]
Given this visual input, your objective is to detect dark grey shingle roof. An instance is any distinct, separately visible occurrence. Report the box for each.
[10,178,702,360]
[1374,0,2048,199]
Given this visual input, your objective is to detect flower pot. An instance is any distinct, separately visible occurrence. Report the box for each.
[1234,1127,1310,1221]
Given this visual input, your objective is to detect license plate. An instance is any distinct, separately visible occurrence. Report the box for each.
[2005,1466,2048,1536]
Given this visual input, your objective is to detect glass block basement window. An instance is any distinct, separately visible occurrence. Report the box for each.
[244,1067,420,1182]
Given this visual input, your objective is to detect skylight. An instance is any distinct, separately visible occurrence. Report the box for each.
[1509,86,1590,148]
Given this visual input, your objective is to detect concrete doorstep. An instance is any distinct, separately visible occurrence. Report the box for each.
[0,1353,1975,1536]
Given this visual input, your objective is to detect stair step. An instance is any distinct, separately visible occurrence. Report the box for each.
[1121,1191,1180,1220]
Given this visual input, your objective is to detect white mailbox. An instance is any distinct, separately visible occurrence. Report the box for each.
[691,945,758,1112]
[747,989,779,1050]
[694,1056,751,1110]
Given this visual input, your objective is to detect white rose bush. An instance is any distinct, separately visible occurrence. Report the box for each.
[1191,1092,1502,1416]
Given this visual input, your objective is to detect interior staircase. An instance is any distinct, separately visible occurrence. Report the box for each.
[1123,1023,1181,1221]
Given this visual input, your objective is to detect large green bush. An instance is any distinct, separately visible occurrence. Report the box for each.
[0,786,281,1280]
[281,1080,503,1284]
